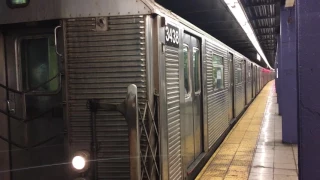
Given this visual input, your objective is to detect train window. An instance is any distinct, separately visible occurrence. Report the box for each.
[183,45,190,96]
[236,63,242,84]
[20,36,59,93]
[7,0,29,8]
[193,48,201,93]
[212,54,224,91]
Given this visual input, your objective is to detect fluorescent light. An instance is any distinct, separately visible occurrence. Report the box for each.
[257,53,261,61]
[224,0,274,70]
[285,0,295,7]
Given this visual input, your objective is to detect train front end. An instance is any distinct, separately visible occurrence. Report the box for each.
[0,0,159,180]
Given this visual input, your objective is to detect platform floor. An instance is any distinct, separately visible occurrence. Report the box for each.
[196,81,298,180]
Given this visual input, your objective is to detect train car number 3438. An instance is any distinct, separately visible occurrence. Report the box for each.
[165,23,179,48]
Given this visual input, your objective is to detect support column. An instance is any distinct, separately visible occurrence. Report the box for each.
[297,0,320,179]
[280,7,298,143]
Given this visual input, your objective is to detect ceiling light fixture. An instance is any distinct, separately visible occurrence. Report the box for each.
[285,0,295,7]
[224,0,274,70]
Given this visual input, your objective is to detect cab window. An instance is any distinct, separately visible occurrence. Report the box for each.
[20,36,59,93]
[7,0,29,8]
[11,0,27,4]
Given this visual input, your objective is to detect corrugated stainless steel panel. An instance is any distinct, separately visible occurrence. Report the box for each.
[205,41,229,148]
[235,83,245,116]
[207,90,228,147]
[165,46,182,180]
[234,56,245,117]
[65,15,147,179]
[246,81,252,103]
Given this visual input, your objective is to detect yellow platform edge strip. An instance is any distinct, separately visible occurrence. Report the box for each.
[196,81,274,180]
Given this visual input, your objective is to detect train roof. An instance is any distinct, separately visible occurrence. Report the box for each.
[0,0,271,70]
[0,0,151,24]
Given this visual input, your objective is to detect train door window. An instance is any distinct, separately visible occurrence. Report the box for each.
[236,63,242,84]
[20,36,59,93]
[183,45,190,96]
[212,54,224,91]
[193,47,201,93]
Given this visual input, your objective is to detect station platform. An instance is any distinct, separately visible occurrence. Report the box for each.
[196,81,298,180]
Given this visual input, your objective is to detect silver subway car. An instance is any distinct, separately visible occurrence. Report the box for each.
[0,0,274,180]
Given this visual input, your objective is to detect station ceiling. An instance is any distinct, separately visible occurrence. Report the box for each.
[155,0,280,69]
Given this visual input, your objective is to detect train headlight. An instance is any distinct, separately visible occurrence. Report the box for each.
[71,151,90,172]
[72,156,86,170]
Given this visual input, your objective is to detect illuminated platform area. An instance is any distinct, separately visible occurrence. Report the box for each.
[196,81,298,180]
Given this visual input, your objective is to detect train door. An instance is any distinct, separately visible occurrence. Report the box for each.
[228,53,235,120]
[258,69,260,92]
[243,60,247,105]
[255,67,258,94]
[258,68,260,91]
[251,64,253,98]
[260,70,262,90]
[3,22,66,180]
[183,33,203,167]
[0,32,10,180]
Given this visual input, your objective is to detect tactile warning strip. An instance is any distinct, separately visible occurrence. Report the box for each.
[196,81,274,180]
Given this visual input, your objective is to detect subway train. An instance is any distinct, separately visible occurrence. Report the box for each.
[0,0,274,180]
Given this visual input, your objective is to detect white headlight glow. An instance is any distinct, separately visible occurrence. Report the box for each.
[72,156,86,170]
[71,151,90,172]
